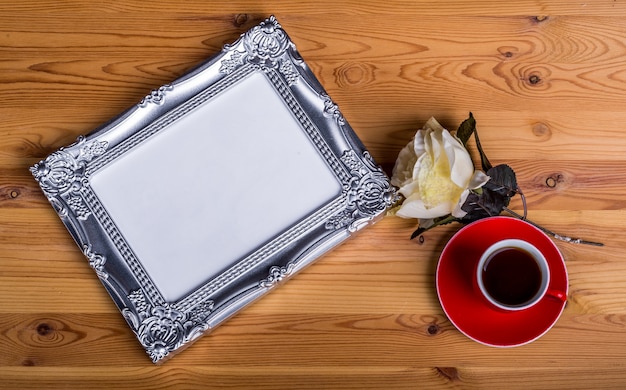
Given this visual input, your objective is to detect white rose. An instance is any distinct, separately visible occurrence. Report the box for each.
[391,117,490,223]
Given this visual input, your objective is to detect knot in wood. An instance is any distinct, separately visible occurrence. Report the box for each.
[497,46,518,60]
[435,367,460,382]
[427,324,440,335]
[546,174,564,188]
[528,74,541,85]
[25,319,82,347]
[521,66,551,90]
[233,13,249,27]
[36,323,53,336]
[334,62,375,88]
[532,122,551,138]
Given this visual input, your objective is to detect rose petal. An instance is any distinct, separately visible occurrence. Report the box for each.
[423,117,445,132]
[431,134,450,181]
[391,140,417,188]
[413,129,427,159]
[413,129,433,179]
[396,193,454,219]
[442,130,474,189]
[398,178,420,199]
[429,129,444,173]
[451,189,470,218]
[468,170,490,189]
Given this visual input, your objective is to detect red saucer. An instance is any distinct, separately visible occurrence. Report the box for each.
[436,216,568,347]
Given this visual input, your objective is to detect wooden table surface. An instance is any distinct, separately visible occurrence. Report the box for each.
[2,1,626,388]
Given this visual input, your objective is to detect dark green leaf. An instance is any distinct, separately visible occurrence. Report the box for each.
[456,112,476,146]
[483,164,518,198]
[460,164,519,223]
[474,126,492,172]
[459,189,507,223]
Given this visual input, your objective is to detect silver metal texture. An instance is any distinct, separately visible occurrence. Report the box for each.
[30,16,396,363]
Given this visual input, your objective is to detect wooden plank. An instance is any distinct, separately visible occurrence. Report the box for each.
[1,364,625,390]
[1,0,626,17]
[2,311,626,369]
[8,159,626,209]
[0,213,623,314]
[2,15,626,64]
[0,365,446,390]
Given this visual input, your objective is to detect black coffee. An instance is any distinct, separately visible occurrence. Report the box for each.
[481,247,542,306]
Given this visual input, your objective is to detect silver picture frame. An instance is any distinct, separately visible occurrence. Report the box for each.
[30,16,396,363]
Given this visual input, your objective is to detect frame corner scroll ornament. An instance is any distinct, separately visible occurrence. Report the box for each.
[326,150,397,232]
[123,288,214,363]
[219,15,300,85]
[30,137,108,221]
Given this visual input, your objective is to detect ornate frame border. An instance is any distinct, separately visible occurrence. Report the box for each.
[30,16,396,363]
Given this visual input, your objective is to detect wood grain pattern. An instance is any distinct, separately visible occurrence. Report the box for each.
[3,1,626,388]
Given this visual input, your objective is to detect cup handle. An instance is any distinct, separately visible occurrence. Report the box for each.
[546,289,567,302]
